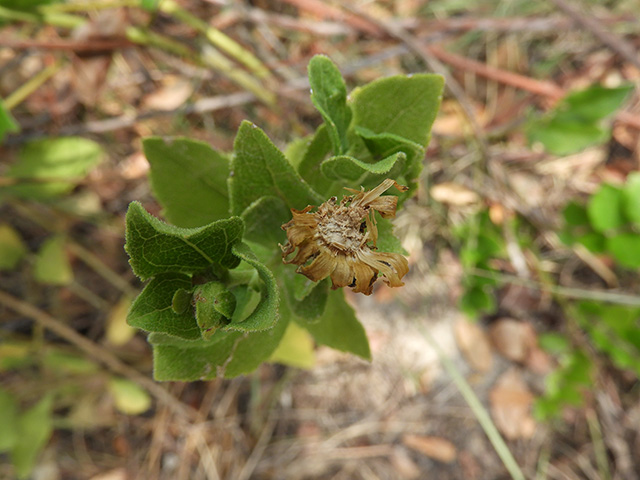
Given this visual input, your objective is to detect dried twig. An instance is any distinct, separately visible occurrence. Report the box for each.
[0,289,201,422]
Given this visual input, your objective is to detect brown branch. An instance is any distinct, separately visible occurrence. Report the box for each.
[0,289,201,422]
[550,0,640,70]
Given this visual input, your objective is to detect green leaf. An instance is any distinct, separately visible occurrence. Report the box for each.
[587,184,625,233]
[606,233,640,268]
[575,231,606,253]
[297,125,333,195]
[285,274,329,321]
[240,195,289,246]
[144,137,230,228]
[34,235,73,285]
[622,172,640,226]
[320,152,405,183]
[127,273,201,340]
[152,314,289,380]
[527,116,608,155]
[0,100,19,142]
[350,74,444,148]
[108,378,152,415]
[124,201,243,280]
[563,84,633,122]
[460,284,496,317]
[308,55,352,155]
[376,215,408,256]
[2,137,102,199]
[298,289,370,360]
[226,242,279,332]
[0,389,18,452]
[538,333,569,355]
[563,202,589,227]
[0,224,26,270]
[194,281,235,338]
[229,121,322,215]
[12,394,53,480]
[269,321,315,369]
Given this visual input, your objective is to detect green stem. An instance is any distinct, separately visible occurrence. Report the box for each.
[41,0,140,12]
[0,5,85,28]
[126,26,274,105]
[4,61,63,110]
[158,0,272,80]
[418,323,526,480]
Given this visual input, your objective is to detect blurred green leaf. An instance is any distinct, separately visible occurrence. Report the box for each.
[528,116,608,155]
[124,202,243,280]
[538,333,570,355]
[563,202,590,227]
[12,394,53,479]
[108,378,152,415]
[0,389,18,451]
[269,321,315,369]
[563,84,633,122]
[34,235,72,285]
[0,101,19,142]
[0,224,26,270]
[2,137,102,199]
[297,289,370,360]
[587,184,625,233]
[308,55,352,155]
[606,233,640,268]
[460,284,496,317]
[144,137,230,228]
[622,172,640,226]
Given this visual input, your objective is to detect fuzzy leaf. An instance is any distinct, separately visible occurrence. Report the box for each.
[125,201,243,280]
[285,273,329,321]
[350,74,444,148]
[269,321,315,369]
[229,121,322,215]
[528,116,608,155]
[298,289,370,360]
[320,152,405,183]
[226,242,280,332]
[297,125,333,195]
[144,137,230,228]
[308,55,352,154]
[241,195,290,246]
[152,313,288,380]
[127,272,201,339]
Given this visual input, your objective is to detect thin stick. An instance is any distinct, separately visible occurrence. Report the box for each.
[550,0,640,70]
[0,289,200,422]
[418,323,526,480]
[4,61,62,110]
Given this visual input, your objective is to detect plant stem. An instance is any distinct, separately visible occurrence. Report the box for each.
[126,26,274,105]
[418,323,526,480]
[4,61,62,110]
[0,5,85,28]
[41,0,140,12]
[158,0,272,80]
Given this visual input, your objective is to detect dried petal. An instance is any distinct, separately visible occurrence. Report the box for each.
[281,179,409,295]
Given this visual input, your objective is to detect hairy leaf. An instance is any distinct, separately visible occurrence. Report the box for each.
[229,121,322,215]
[125,201,243,280]
[308,55,352,154]
[144,137,230,227]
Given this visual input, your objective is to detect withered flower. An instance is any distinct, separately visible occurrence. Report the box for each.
[280,179,409,295]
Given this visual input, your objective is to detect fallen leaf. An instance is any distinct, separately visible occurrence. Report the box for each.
[105,296,135,346]
[402,434,457,463]
[454,317,493,372]
[489,318,537,363]
[489,368,536,440]
[430,182,480,206]
[390,446,421,479]
[142,77,193,111]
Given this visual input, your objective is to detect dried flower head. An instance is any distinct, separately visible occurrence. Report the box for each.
[280,179,409,295]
